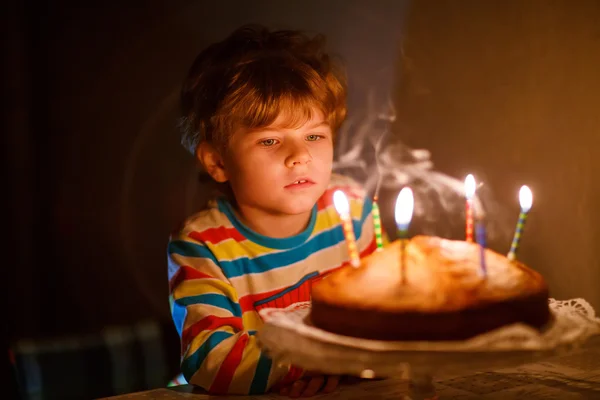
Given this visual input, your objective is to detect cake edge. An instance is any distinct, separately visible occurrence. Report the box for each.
[309,288,552,341]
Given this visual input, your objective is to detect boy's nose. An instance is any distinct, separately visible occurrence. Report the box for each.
[285,145,312,168]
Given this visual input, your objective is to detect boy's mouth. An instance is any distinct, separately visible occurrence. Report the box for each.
[285,177,315,189]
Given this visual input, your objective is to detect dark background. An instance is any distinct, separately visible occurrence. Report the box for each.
[4,0,600,397]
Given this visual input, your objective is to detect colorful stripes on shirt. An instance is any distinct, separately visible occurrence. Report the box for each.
[167,174,377,394]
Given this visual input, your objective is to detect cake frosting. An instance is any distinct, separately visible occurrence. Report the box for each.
[310,235,551,341]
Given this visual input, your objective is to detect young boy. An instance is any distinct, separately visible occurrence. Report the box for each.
[167,24,378,397]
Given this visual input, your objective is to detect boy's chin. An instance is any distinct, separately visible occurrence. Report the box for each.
[276,203,315,216]
[275,197,318,216]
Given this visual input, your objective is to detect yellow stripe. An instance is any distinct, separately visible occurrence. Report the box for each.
[229,241,347,296]
[313,206,339,233]
[208,238,274,261]
[188,330,242,390]
[242,311,263,331]
[169,253,228,282]
[182,304,236,331]
[186,325,237,359]
[173,278,238,302]
[349,198,363,220]
[186,315,263,393]
[208,197,364,262]
[228,334,262,394]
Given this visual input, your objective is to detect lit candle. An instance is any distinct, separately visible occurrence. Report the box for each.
[507,185,533,261]
[333,190,361,267]
[465,174,476,242]
[372,195,384,251]
[395,187,414,284]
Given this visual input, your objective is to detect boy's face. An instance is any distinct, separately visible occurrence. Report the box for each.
[224,109,333,218]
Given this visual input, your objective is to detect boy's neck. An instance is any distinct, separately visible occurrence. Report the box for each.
[233,203,313,239]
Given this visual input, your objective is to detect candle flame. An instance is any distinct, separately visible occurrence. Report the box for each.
[519,185,533,212]
[465,174,476,199]
[395,187,414,228]
[333,190,350,215]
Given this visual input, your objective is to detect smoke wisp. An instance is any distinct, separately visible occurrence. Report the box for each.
[333,90,511,246]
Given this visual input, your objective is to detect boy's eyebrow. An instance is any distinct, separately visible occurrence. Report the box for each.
[306,121,330,129]
[258,121,330,133]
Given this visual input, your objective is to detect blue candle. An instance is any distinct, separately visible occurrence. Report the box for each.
[476,219,487,277]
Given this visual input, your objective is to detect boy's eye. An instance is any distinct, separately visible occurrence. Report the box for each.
[306,134,323,141]
[260,139,278,146]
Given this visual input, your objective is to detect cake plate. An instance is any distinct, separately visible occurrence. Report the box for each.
[257,299,600,400]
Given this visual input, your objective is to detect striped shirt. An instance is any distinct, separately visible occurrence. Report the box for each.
[167,174,377,394]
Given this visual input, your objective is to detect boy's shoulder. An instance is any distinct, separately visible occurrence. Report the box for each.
[170,199,231,242]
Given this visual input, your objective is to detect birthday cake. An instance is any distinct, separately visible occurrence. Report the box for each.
[310,236,551,341]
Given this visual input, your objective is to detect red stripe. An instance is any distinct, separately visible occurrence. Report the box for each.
[181,316,243,352]
[300,284,309,302]
[244,281,318,313]
[298,284,305,302]
[169,266,214,292]
[189,226,246,245]
[239,288,283,312]
[209,334,249,394]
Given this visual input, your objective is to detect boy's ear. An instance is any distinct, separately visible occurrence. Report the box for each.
[196,142,229,183]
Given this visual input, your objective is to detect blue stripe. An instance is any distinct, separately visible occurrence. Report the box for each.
[170,195,373,280]
[215,200,371,278]
[254,271,319,306]
[168,240,219,264]
[175,293,242,317]
[218,198,317,250]
[171,300,187,337]
[249,352,273,395]
[219,227,345,278]
[181,330,233,382]
[213,198,372,278]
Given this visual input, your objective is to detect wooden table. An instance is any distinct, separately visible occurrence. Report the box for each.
[103,337,600,399]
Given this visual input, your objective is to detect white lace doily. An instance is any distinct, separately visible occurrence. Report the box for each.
[257,298,600,377]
